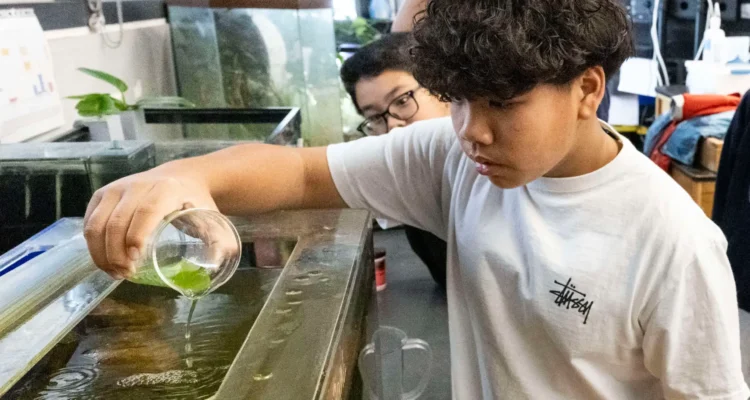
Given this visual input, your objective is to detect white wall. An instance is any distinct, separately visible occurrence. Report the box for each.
[33,19,178,141]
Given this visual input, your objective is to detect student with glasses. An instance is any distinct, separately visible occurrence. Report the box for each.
[341,33,451,289]
[358,89,422,136]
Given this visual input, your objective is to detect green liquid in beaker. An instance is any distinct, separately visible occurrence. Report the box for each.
[129,258,212,299]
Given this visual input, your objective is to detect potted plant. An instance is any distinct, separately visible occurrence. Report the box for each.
[69,68,194,140]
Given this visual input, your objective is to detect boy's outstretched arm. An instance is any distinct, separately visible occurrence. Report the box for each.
[392,0,427,32]
[83,144,345,279]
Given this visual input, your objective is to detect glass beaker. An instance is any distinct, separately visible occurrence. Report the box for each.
[358,326,433,400]
[127,208,241,299]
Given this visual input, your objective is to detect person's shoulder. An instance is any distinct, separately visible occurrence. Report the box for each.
[390,116,455,139]
[405,116,454,132]
[388,116,458,155]
[617,142,727,253]
[612,144,729,315]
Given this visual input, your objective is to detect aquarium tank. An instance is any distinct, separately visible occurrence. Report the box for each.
[168,0,343,146]
[0,142,155,253]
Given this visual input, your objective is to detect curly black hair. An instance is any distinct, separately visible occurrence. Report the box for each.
[341,33,415,112]
[410,0,633,102]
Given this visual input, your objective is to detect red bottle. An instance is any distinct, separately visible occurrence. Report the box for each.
[374,248,386,292]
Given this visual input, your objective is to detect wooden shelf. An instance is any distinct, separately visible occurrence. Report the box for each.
[671,162,716,218]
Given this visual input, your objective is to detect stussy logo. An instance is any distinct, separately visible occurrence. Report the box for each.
[550,278,594,324]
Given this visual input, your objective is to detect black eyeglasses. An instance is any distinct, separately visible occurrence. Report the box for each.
[357,90,420,136]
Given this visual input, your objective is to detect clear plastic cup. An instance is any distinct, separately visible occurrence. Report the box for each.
[127,208,242,299]
[359,326,432,400]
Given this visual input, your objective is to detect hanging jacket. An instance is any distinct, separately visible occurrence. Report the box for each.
[662,111,735,166]
[645,93,741,171]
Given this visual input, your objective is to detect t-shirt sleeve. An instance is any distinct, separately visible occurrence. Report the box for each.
[641,236,750,400]
[326,117,456,239]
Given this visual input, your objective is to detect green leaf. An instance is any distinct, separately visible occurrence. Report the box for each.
[351,17,369,29]
[112,96,130,111]
[135,96,196,108]
[67,94,94,100]
[77,68,128,93]
[74,93,121,118]
[349,18,380,45]
[74,95,106,117]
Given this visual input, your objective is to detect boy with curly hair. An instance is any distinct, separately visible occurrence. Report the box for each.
[84,0,748,398]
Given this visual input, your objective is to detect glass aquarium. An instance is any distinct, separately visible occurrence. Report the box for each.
[0,114,298,254]
[0,209,373,400]
[153,140,251,166]
[5,268,282,399]
[0,217,82,278]
[0,142,155,253]
[168,2,344,146]
[142,107,301,145]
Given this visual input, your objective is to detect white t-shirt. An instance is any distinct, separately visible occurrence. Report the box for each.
[327,117,749,400]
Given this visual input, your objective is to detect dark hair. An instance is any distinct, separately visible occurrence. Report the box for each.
[410,0,634,102]
[341,33,415,112]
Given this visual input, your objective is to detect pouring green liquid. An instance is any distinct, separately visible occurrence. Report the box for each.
[128,259,208,369]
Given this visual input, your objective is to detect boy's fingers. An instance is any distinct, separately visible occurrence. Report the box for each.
[83,189,103,228]
[104,183,155,275]
[99,264,125,280]
[83,190,122,272]
[124,182,188,275]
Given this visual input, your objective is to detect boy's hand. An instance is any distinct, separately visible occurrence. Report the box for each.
[83,169,218,280]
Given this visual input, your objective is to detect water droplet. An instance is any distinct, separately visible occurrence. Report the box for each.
[294,275,310,283]
[323,226,333,231]
[308,270,322,276]
[287,300,303,306]
[275,308,293,315]
[320,277,330,283]
[286,289,303,296]
[253,372,273,381]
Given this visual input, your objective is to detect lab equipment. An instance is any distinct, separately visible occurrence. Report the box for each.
[703,3,727,63]
[359,326,433,400]
[128,208,242,299]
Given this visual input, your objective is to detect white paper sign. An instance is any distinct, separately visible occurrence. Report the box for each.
[0,9,64,143]
[618,57,659,98]
[608,93,640,126]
